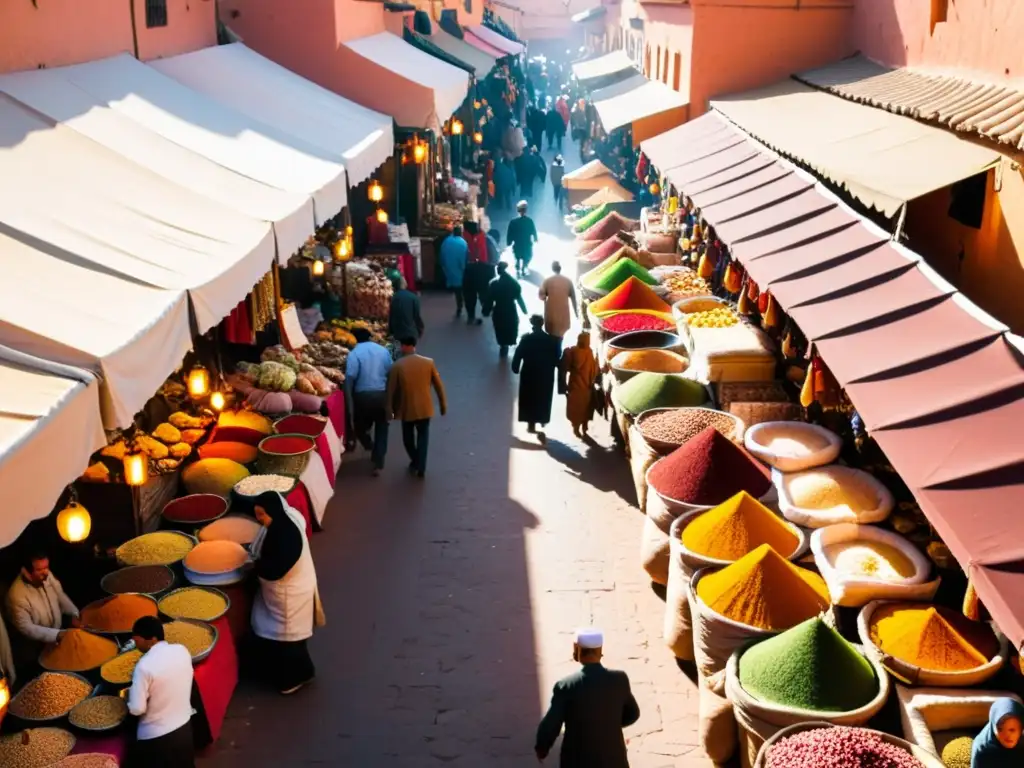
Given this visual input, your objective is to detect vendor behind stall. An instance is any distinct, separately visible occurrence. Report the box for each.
[126,616,195,768]
[4,550,79,679]
[250,491,323,695]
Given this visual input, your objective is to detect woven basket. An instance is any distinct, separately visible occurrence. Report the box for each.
[256,434,316,477]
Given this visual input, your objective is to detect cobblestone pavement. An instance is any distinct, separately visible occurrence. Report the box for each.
[202,145,713,767]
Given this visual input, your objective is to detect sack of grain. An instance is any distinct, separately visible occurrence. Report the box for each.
[699,671,738,764]
[640,516,670,586]
[627,425,660,513]
[896,685,1022,758]
[663,515,694,661]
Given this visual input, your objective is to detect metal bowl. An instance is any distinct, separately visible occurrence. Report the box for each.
[100,565,176,597]
[161,494,229,527]
[38,631,120,675]
[166,618,219,665]
[99,649,142,687]
[79,592,160,636]
[157,586,231,623]
[0,727,76,761]
[67,694,128,732]
[183,562,251,587]
[115,530,197,568]
[8,671,95,723]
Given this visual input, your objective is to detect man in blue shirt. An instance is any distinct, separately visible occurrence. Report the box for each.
[344,328,393,476]
[439,225,468,318]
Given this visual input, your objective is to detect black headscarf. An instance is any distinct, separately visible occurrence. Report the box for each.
[253,491,304,582]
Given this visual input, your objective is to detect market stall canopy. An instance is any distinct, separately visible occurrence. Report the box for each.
[0,97,276,337]
[563,158,613,182]
[573,51,636,88]
[340,32,471,130]
[582,186,635,206]
[0,231,193,429]
[712,79,1000,217]
[591,73,689,145]
[463,28,508,59]
[0,345,106,548]
[797,55,1024,152]
[562,161,634,200]
[0,56,318,258]
[428,26,499,77]
[150,44,393,187]
[468,24,526,56]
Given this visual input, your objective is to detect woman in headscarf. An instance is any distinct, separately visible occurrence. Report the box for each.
[973,698,1024,766]
[489,261,527,359]
[250,491,322,695]
[560,331,599,438]
[512,315,561,435]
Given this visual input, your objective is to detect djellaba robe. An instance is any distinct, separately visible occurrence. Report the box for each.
[560,333,599,430]
[511,328,561,425]
[489,273,527,347]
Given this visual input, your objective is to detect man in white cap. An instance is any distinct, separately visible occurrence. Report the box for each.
[535,627,640,766]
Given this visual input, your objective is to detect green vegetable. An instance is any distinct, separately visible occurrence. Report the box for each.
[257,361,297,392]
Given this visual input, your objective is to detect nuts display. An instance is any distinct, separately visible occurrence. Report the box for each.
[0,728,76,767]
[68,696,128,730]
[9,672,92,720]
[164,620,216,659]
[638,408,741,449]
[100,650,142,685]
[116,531,194,566]
[158,588,228,622]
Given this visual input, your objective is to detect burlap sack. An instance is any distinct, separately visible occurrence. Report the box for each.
[699,671,738,764]
[689,568,775,680]
[663,515,694,661]
[627,425,660,513]
[726,646,891,768]
[640,516,670,585]
[615,409,634,455]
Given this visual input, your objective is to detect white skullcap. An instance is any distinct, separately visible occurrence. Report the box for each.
[575,628,604,649]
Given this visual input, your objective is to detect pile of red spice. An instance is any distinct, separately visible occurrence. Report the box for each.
[602,313,674,333]
[580,237,626,264]
[648,426,771,505]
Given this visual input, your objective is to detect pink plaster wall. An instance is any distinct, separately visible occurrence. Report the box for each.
[852,0,1024,76]
[0,0,214,74]
[689,0,852,115]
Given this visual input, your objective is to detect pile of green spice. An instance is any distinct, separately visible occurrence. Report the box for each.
[585,258,657,293]
[739,617,879,712]
[614,372,707,416]
[573,204,610,234]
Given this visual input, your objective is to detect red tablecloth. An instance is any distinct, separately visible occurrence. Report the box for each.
[285,483,313,540]
[193,616,238,744]
[325,389,346,442]
[72,732,128,762]
[314,432,336,487]
[399,252,417,292]
[220,582,256,645]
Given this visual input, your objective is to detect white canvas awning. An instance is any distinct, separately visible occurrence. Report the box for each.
[468,25,525,56]
[0,345,106,547]
[429,27,498,78]
[150,44,394,186]
[0,231,192,429]
[573,51,635,84]
[342,32,470,130]
[591,73,689,143]
[0,96,275,336]
[0,56,321,258]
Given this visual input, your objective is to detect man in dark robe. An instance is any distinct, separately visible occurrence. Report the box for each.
[535,628,640,768]
[511,314,561,435]
[506,200,538,277]
[488,262,526,358]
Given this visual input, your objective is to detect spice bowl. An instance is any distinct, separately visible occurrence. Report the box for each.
[609,352,690,385]
[164,618,219,664]
[79,593,160,637]
[256,434,316,477]
[8,671,95,724]
[752,722,945,768]
[68,695,128,733]
[636,407,745,454]
[100,565,176,597]
[158,586,231,623]
[273,414,328,439]
[161,494,229,529]
[115,530,197,568]
[857,599,1007,688]
[603,330,687,363]
[646,461,778,518]
[773,466,895,529]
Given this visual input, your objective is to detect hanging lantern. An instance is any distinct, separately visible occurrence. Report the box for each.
[312,259,325,277]
[56,500,91,543]
[800,361,815,407]
[649,182,660,196]
[450,119,464,136]
[737,287,752,315]
[473,99,482,109]
[763,293,780,329]
[187,365,210,399]
[334,238,351,261]
[123,453,148,487]
[0,674,8,711]
[413,141,428,164]
[376,209,389,224]
[345,225,353,237]
[781,330,796,359]
[209,391,226,412]
[723,263,742,294]
[473,131,483,145]
[368,180,384,203]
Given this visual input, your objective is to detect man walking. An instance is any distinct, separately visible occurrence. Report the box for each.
[507,200,538,277]
[539,261,578,343]
[344,328,393,476]
[386,338,447,478]
[535,628,640,767]
[388,276,424,343]
[439,225,469,318]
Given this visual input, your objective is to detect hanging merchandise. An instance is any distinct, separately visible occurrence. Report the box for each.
[757,287,770,315]
[800,356,817,408]
[747,280,760,303]
[251,271,277,334]
[763,293,780,330]
[723,262,742,294]
[781,325,797,359]
[697,244,715,280]
[737,278,753,315]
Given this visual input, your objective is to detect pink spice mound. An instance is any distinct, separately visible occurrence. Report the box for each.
[580,237,626,264]
[765,727,926,768]
[648,426,771,506]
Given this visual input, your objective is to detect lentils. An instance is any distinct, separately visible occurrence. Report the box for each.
[158,587,228,622]
[68,696,127,730]
[102,565,174,595]
[638,408,739,448]
[9,673,92,720]
[117,531,194,566]
[0,728,76,767]
[164,620,215,658]
[100,650,142,685]
[765,727,926,768]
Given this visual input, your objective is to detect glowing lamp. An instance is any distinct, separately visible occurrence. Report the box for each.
[413,142,427,164]
[450,119,464,136]
[187,365,210,398]
[334,238,351,260]
[473,131,483,144]
[376,209,389,224]
[209,391,226,412]
[313,259,325,277]
[124,453,148,487]
[345,225,353,237]
[649,182,661,196]
[56,501,91,543]
[0,675,8,710]
[368,180,384,203]
[473,100,482,109]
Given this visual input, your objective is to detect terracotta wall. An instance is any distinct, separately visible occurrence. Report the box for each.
[0,0,214,74]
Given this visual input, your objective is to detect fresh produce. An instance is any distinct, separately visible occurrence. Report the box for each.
[152,423,181,444]
[261,345,300,371]
[9,672,92,719]
[169,411,207,430]
[158,588,229,621]
[345,262,393,320]
[299,341,348,369]
[687,307,739,328]
[183,458,251,496]
[257,361,297,392]
[68,696,127,730]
